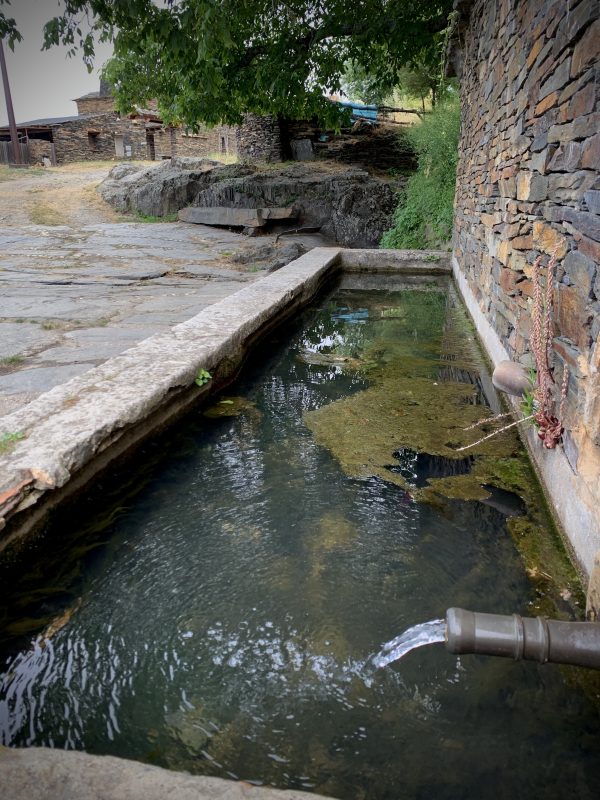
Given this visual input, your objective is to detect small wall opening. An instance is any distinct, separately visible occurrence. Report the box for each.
[87,131,100,151]
[146,131,156,160]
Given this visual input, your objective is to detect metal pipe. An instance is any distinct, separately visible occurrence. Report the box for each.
[445,607,600,670]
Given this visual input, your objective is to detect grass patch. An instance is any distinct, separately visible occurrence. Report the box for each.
[0,431,25,454]
[205,152,238,165]
[381,100,460,250]
[29,202,68,226]
[0,355,25,367]
[40,320,66,330]
[0,166,46,182]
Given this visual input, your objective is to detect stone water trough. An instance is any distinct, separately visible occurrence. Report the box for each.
[0,248,450,553]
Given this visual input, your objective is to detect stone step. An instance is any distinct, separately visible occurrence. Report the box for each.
[178,206,296,228]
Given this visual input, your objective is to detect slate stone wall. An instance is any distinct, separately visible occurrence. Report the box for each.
[51,114,145,163]
[48,114,242,164]
[153,125,239,159]
[75,96,116,116]
[236,115,283,162]
[27,138,54,164]
[451,0,599,568]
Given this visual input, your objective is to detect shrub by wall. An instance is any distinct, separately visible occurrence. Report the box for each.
[381,100,460,249]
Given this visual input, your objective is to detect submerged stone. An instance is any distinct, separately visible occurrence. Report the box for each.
[202,396,260,419]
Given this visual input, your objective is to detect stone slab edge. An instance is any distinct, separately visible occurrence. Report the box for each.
[453,255,600,583]
[0,747,330,800]
[340,249,451,272]
[0,247,449,550]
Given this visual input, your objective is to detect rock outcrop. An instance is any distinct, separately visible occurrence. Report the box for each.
[99,158,401,247]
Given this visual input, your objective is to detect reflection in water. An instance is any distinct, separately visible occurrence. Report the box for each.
[390,449,475,488]
[0,278,598,800]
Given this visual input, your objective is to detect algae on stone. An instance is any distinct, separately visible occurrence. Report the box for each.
[303,285,584,620]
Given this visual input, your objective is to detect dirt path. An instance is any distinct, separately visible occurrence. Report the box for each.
[0,161,122,227]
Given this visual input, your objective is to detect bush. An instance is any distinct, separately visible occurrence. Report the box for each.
[381,100,460,249]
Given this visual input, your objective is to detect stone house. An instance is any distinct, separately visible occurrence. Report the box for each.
[448,0,599,582]
[0,80,243,165]
[1,78,413,168]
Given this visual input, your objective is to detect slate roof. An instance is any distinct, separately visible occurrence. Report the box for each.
[0,114,97,130]
[74,91,101,101]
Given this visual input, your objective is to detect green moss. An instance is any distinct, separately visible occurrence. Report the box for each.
[303,288,585,621]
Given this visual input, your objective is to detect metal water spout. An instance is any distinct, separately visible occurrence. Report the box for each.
[445,607,600,670]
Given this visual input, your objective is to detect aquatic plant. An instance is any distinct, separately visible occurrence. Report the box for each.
[458,243,568,452]
[194,368,212,387]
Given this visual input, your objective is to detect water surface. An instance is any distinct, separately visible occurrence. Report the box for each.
[1,275,598,799]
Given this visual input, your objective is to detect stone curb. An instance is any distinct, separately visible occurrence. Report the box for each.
[0,747,330,800]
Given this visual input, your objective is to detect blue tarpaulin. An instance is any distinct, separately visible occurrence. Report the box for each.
[336,100,378,121]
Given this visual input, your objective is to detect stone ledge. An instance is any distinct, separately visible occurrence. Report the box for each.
[0,747,330,800]
[339,249,451,272]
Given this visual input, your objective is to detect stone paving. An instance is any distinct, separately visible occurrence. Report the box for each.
[0,219,328,415]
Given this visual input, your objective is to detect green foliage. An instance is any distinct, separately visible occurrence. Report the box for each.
[194,368,212,387]
[0,354,24,367]
[16,0,453,127]
[340,61,388,106]
[0,431,24,454]
[521,369,539,423]
[0,0,22,49]
[381,100,460,250]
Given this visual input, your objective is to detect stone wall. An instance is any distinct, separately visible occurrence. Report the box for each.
[236,114,283,162]
[49,115,241,164]
[153,124,239,159]
[75,96,116,116]
[27,138,54,165]
[51,114,146,163]
[450,0,599,576]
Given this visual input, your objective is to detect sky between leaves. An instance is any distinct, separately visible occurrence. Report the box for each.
[0,0,112,126]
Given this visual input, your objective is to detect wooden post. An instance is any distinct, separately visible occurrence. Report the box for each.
[0,37,23,166]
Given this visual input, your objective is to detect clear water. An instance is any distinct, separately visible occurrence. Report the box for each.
[1,276,599,799]
[372,620,446,669]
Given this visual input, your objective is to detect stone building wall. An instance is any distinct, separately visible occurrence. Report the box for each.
[153,124,239,159]
[75,96,116,116]
[27,138,54,164]
[51,113,146,163]
[50,113,243,164]
[450,0,599,577]
[236,114,283,162]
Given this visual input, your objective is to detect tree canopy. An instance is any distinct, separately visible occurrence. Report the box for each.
[1,0,453,127]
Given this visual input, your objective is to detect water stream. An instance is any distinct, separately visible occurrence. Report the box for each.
[372,620,446,669]
[1,275,598,799]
